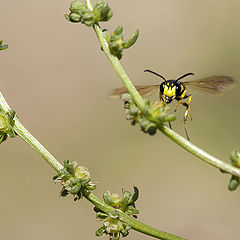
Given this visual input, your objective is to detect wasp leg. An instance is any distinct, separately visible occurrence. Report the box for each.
[175,93,192,140]
[168,121,172,129]
[180,94,192,141]
[174,90,188,112]
[181,94,192,122]
[184,123,190,141]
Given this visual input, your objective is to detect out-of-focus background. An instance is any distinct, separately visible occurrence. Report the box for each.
[1,0,240,239]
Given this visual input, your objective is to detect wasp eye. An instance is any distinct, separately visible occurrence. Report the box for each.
[160,82,165,94]
[175,82,181,95]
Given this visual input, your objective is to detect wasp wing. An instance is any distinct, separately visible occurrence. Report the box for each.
[182,76,235,94]
[109,85,160,99]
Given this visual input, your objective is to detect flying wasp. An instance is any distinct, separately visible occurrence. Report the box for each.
[109,69,235,140]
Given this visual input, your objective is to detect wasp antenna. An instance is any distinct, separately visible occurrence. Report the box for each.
[144,69,166,82]
[176,73,194,82]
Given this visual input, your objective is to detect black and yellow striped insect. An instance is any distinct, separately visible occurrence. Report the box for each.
[110,69,235,139]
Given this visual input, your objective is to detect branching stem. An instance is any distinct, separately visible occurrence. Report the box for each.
[84,0,240,179]
[0,1,237,240]
[0,92,186,239]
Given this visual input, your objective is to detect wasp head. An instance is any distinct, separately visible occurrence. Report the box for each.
[160,80,179,103]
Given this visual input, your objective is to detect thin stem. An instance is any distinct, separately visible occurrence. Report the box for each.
[0,92,63,172]
[0,90,186,240]
[83,190,186,240]
[84,0,240,178]
[160,125,240,177]
[85,0,145,112]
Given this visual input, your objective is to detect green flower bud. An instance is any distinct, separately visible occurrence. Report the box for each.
[60,188,69,197]
[228,176,240,191]
[69,12,81,22]
[0,110,17,142]
[103,191,120,206]
[109,26,123,59]
[70,1,86,15]
[230,150,240,168]
[93,1,113,22]
[69,183,81,194]
[0,115,8,132]
[125,205,139,216]
[81,10,95,26]
[129,105,139,117]
[121,93,133,104]
[85,182,96,190]
[140,119,157,135]
[126,114,134,121]
[119,191,132,210]
[113,25,123,35]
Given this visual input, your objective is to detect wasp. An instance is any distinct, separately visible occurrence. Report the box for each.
[109,69,235,140]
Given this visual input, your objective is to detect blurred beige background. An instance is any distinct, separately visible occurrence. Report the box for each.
[1,0,240,239]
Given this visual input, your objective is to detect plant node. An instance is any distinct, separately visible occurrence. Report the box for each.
[65,1,113,26]
[0,109,17,143]
[228,150,240,191]
[95,186,139,240]
[53,159,96,200]
[121,93,175,135]
[103,26,139,59]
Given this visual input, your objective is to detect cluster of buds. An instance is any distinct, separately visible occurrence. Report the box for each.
[0,40,8,51]
[53,159,96,200]
[0,109,17,144]
[95,187,139,240]
[65,1,113,26]
[228,150,240,191]
[121,93,175,136]
[103,26,139,60]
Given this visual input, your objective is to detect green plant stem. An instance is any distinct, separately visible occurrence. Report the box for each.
[159,125,240,176]
[84,0,240,178]
[0,90,185,240]
[85,0,145,113]
[0,92,63,172]
[83,190,186,240]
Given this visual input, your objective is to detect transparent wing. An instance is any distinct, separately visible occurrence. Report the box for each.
[183,76,235,94]
[109,85,160,99]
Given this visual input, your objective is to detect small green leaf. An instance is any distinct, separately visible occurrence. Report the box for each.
[122,29,139,49]
[0,40,8,51]
[128,186,139,204]
[96,226,106,236]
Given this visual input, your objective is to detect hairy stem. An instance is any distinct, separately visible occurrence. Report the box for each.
[84,0,240,178]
